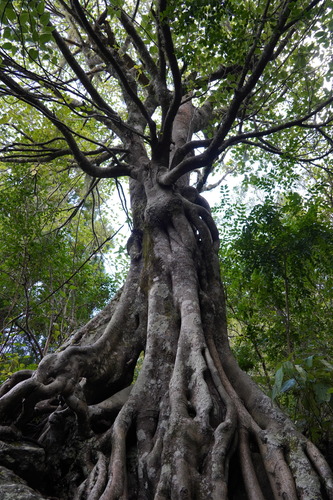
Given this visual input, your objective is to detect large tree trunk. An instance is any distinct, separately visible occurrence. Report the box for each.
[0,162,333,500]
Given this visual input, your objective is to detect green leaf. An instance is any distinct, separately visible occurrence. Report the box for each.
[295,365,307,382]
[305,355,314,368]
[37,1,45,15]
[5,5,17,21]
[3,27,13,41]
[32,30,40,42]
[1,42,13,51]
[275,366,284,388]
[149,45,158,56]
[28,48,39,61]
[39,33,52,45]
[314,383,331,403]
[40,12,50,25]
[19,12,29,25]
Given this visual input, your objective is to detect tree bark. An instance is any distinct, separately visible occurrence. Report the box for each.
[0,159,333,499]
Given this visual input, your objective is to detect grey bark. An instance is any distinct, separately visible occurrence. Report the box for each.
[0,165,332,498]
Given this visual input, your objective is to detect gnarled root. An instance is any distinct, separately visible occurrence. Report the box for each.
[0,196,332,499]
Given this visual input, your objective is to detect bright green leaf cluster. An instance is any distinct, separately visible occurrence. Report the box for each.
[0,0,54,61]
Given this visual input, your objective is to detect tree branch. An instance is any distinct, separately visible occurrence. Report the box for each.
[220,96,333,150]
[70,0,157,145]
[159,1,332,186]
[0,71,132,178]
[157,0,183,156]
[119,10,159,81]
[159,92,333,186]
[0,141,128,164]
[51,27,123,131]
[237,0,272,90]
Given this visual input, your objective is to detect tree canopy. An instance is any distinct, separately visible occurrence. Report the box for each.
[0,0,332,179]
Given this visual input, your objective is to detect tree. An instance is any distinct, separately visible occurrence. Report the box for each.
[0,1,333,498]
[220,192,333,358]
[0,156,116,380]
[218,191,333,443]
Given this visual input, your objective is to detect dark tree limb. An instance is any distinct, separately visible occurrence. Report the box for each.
[156,0,183,155]
[0,70,132,178]
[70,0,158,144]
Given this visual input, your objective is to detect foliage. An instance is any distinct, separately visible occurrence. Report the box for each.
[217,187,333,439]
[0,0,54,61]
[0,157,117,381]
[272,355,333,443]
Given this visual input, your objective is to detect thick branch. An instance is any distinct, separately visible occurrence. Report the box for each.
[157,0,183,155]
[159,94,333,186]
[70,0,157,144]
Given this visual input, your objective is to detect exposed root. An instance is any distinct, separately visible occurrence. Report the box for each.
[306,441,333,498]
[239,427,266,500]
[101,405,134,499]
[0,196,332,499]
[74,452,108,500]
[0,369,34,398]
